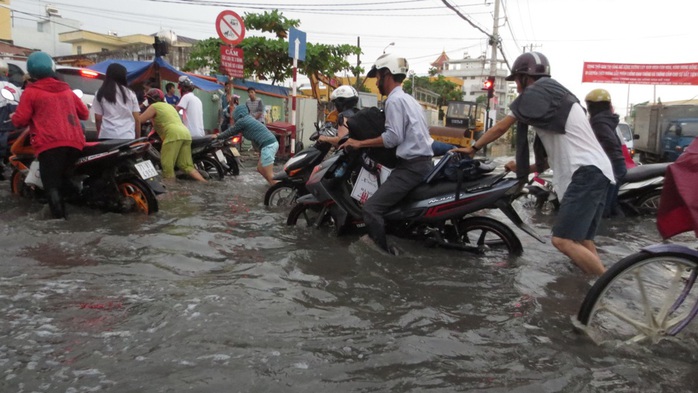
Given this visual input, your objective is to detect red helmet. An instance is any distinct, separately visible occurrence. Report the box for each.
[146,88,164,102]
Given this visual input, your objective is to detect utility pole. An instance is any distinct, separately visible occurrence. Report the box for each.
[482,0,501,156]
[354,36,361,91]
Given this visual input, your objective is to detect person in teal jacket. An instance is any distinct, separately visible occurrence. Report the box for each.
[217,105,278,185]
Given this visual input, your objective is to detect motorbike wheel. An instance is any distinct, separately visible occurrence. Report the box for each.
[636,190,663,215]
[223,152,241,176]
[287,204,335,231]
[264,182,299,207]
[457,216,523,257]
[196,157,225,181]
[576,251,698,345]
[10,169,32,197]
[117,177,159,215]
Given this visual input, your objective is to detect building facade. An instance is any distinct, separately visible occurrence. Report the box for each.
[432,51,515,118]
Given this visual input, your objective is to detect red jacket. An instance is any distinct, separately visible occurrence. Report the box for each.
[11,77,88,156]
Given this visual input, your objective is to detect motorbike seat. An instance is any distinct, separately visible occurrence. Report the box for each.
[82,139,140,156]
[623,162,670,183]
[405,174,498,202]
[191,136,213,149]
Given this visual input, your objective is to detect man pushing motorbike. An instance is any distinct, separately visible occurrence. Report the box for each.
[340,53,434,255]
[452,52,614,276]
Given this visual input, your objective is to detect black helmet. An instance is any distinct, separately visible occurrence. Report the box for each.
[505,51,551,81]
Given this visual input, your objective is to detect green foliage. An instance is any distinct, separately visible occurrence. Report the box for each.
[182,10,360,86]
[404,74,463,107]
[301,43,361,83]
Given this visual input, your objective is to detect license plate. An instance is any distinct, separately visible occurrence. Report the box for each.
[229,147,240,157]
[135,160,158,180]
[215,149,226,162]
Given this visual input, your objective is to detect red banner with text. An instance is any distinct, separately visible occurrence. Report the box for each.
[582,62,698,85]
[220,46,244,78]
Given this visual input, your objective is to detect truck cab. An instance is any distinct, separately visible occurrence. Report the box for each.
[662,118,698,162]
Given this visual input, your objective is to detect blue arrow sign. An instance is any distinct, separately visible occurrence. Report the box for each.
[288,27,306,61]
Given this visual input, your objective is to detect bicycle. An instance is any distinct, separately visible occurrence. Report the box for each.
[576,139,698,346]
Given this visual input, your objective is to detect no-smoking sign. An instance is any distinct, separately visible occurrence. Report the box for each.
[215,10,246,46]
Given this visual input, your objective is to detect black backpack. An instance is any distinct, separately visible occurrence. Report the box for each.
[347,107,397,168]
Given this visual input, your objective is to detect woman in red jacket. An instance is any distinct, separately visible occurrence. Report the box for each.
[11,51,89,219]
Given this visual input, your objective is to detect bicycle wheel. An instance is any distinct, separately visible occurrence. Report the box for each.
[577,251,698,345]
[456,216,523,257]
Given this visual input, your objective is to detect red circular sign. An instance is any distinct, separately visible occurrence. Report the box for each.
[215,10,246,46]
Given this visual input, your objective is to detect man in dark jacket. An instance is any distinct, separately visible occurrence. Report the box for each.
[585,89,627,218]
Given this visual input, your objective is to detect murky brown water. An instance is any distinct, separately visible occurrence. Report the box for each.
[1,151,697,392]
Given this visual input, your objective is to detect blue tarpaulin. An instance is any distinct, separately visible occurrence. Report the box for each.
[89,57,222,92]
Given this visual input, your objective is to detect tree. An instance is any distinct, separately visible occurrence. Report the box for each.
[404,74,463,119]
[183,10,360,94]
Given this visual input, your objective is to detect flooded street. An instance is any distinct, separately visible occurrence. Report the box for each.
[1,153,697,392]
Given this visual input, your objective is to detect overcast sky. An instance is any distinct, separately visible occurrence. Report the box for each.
[11,0,696,117]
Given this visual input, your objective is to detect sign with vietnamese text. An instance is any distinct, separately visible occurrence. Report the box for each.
[220,46,244,78]
[215,10,245,46]
[582,62,698,85]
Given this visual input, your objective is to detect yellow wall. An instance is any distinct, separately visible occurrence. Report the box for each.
[0,0,11,42]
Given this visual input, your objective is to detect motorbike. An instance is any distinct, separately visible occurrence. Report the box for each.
[288,149,544,257]
[264,121,337,207]
[3,86,162,215]
[145,128,228,181]
[518,163,670,216]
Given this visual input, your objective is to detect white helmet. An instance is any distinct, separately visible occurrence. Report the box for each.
[330,85,359,112]
[178,75,194,89]
[330,85,358,101]
[366,53,409,78]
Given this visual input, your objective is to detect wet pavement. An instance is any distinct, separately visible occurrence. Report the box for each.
[1,151,697,392]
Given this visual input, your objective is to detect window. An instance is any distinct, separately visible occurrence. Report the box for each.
[77,45,82,55]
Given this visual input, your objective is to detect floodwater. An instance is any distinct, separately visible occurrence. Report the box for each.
[1,151,697,393]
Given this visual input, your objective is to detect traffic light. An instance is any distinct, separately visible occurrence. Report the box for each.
[482,76,495,99]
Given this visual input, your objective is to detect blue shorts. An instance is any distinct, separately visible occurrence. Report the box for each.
[552,165,610,241]
[260,141,279,167]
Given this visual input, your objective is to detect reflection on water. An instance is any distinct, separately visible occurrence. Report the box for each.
[1,160,697,392]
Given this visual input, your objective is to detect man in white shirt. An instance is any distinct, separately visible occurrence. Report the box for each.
[176,76,205,137]
[453,52,614,276]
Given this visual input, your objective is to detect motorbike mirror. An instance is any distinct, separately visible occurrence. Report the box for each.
[72,89,84,98]
[1,87,16,102]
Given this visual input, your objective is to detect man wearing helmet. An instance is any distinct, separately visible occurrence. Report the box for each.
[319,85,360,146]
[452,52,614,276]
[341,53,434,255]
[585,89,627,218]
[11,52,89,219]
[176,76,205,137]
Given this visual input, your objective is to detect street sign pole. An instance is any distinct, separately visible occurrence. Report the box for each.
[291,37,300,155]
[288,28,306,157]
